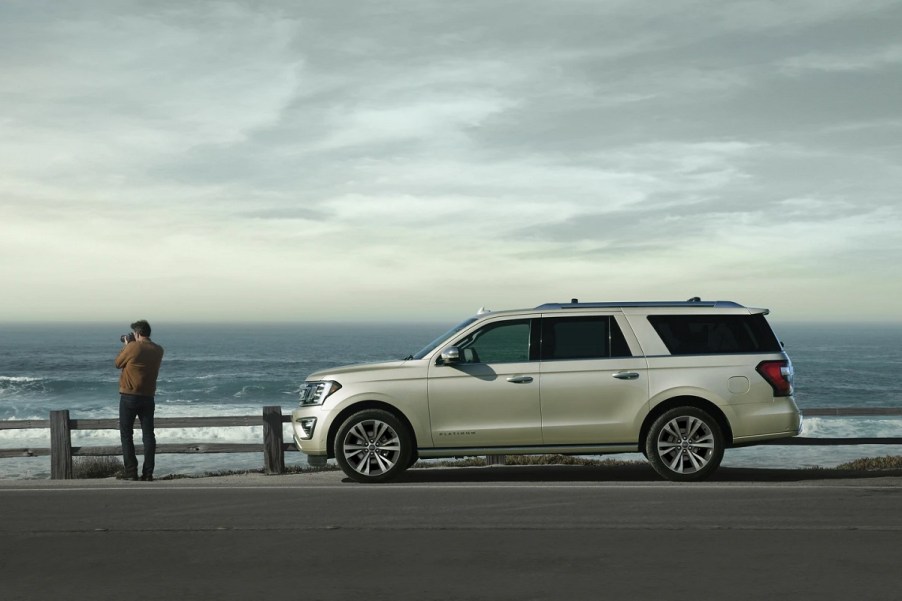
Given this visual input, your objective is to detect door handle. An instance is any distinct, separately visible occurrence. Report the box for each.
[506,375,534,384]
[613,372,640,380]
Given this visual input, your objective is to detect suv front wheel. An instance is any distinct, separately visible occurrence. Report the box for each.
[335,409,412,483]
[646,407,724,482]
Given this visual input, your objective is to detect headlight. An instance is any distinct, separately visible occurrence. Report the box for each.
[298,380,342,406]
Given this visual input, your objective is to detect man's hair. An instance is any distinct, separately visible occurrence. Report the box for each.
[130,320,152,337]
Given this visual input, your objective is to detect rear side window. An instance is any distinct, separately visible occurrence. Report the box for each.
[541,316,632,360]
[648,314,781,355]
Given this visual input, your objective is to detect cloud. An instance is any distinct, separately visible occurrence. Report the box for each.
[1,1,301,189]
[780,45,902,73]
[1,1,901,322]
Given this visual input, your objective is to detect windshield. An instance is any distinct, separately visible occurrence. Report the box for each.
[409,317,479,360]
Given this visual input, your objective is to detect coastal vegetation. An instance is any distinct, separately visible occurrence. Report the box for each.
[835,456,902,470]
[73,456,123,479]
[71,453,902,480]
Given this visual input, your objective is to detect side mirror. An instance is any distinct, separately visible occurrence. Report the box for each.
[439,346,461,364]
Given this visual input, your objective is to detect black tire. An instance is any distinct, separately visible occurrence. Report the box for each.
[334,409,412,483]
[645,406,724,482]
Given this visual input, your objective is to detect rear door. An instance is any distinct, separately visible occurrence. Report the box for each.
[539,314,650,445]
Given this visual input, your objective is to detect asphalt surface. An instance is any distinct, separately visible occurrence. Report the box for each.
[2,465,902,601]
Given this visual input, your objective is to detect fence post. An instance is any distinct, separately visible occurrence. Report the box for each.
[50,410,73,480]
[263,406,285,475]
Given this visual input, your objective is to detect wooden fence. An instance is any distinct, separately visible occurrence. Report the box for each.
[0,407,901,479]
[0,406,290,479]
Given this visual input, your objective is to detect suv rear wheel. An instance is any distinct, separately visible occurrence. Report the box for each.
[646,407,724,481]
[335,409,412,483]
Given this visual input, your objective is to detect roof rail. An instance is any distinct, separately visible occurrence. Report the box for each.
[534,300,745,310]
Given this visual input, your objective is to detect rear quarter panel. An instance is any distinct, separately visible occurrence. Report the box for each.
[645,353,792,439]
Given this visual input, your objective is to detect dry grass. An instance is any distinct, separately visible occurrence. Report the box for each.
[155,463,342,480]
[414,454,644,468]
[67,454,902,479]
[73,456,123,479]
[835,456,902,471]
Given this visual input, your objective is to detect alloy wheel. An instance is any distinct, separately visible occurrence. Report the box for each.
[655,414,717,475]
[341,418,403,477]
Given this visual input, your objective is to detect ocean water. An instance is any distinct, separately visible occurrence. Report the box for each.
[0,321,900,479]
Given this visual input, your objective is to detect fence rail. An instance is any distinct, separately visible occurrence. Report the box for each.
[0,407,290,479]
[1,407,901,479]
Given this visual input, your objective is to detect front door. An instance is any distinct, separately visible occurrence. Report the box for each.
[427,318,541,448]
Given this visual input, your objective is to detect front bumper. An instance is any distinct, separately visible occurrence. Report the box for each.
[291,407,331,456]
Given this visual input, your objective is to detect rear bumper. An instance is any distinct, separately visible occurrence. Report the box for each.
[729,396,802,444]
[731,409,803,447]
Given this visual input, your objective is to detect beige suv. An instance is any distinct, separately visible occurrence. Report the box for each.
[291,299,801,482]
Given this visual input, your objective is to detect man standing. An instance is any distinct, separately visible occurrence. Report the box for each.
[115,320,164,481]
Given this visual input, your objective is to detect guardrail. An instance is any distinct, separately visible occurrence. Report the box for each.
[760,407,902,446]
[0,407,901,479]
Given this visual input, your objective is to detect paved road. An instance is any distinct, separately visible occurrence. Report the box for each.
[2,465,901,601]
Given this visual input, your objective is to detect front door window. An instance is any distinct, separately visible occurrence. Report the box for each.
[457,319,532,364]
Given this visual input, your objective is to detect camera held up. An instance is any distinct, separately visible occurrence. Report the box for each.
[120,332,136,344]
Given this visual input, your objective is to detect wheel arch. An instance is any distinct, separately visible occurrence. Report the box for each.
[326,401,418,459]
[640,396,734,450]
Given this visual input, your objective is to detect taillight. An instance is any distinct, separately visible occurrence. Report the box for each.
[756,360,794,397]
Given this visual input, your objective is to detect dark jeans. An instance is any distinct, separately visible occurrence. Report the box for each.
[119,394,156,477]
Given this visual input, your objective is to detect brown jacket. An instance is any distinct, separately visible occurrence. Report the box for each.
[115,339,164,397]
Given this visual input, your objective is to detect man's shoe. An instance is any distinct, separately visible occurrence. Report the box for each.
[118,473,139,481]
[140,474,154,482]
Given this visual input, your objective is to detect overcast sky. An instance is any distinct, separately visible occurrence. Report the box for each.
[2,1,900,324]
